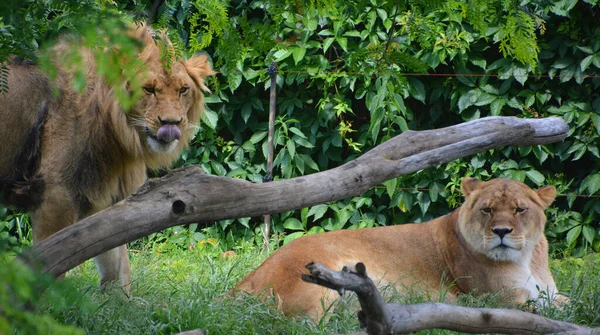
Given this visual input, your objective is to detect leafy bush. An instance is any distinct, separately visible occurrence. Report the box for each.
[1,0,600,257]
[0,254,88,334]
[172,0,600,256]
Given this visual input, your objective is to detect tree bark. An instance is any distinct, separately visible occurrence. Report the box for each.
[20,116,569,277]
[302,262,599,335]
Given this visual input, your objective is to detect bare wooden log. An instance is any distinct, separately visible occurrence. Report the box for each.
[302,262,599,335]
[20,116,569,277]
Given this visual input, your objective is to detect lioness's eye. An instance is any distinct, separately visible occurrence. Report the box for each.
[143,86,156,95]
[515,207,527,213]
[179,86,189,95]
[481,207,492,214]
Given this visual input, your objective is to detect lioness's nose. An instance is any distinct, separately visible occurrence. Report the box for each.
[492,228,513,239]
[158,116,182,125]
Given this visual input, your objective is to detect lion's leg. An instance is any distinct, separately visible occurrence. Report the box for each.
[30,187,77,244]
[94,244,131,297]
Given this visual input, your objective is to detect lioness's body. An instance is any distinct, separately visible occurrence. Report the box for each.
[0,25,214,293]
[236,178,563,320]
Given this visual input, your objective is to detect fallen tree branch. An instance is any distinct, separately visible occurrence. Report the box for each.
[302,262,599,335]
[20,116,569,277]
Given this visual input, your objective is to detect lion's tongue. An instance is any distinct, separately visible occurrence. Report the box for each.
[156,125,181,143]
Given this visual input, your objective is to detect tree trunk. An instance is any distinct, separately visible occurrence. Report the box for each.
[20,116,569,277]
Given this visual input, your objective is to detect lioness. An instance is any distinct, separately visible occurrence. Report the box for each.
[236,177,566,320]
[0,24,214,295]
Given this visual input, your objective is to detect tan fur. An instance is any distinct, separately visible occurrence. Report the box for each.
[235,178,567,321]
[0,24,214,295]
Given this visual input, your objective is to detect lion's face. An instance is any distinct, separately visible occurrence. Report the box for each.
[458,178,556,263]
[127,26,215,158]
[132,62,198,153]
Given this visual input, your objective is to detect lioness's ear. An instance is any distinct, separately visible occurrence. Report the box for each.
[185,54,216,92]
[461,177,483,197]
[536,186,556,208]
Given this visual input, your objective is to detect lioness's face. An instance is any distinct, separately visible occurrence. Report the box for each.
[458,178,556,263]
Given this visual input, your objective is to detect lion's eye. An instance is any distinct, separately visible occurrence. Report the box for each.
[143,86,156,95]
[515,207,527,214]
[481,207,492,214]
[179,86,189,95]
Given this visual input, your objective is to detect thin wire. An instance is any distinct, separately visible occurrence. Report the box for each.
[370,186,600,198]
[213,70,600,80]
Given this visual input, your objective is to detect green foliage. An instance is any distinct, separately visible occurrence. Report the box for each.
[0,208,31,253]
[0,254,88,334]
[170,0,599,255]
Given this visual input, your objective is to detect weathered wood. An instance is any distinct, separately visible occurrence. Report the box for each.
[20,116,569,278]
[302,262,599,335]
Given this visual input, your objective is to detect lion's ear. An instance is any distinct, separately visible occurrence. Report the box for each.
[536,186,556,208]
[461,177,483,197]
[185,53,216,92]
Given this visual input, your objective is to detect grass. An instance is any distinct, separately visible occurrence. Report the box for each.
[22,245,600,334]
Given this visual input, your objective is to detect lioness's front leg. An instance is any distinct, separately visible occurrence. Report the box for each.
[94,244,131,297]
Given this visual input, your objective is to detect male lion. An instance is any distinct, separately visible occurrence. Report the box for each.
[0,24,214,295]
[235,177,567,320]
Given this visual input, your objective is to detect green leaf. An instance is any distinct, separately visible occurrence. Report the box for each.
[283,218,304,231]
[490,98,506,116]
[211,161,227,176]
[293,136,314,148]
[383,178,397,198]
[497,160,519,170]
[458,89,481,112]
[289,127,307,138]
[323,37,335,53]
[307,226,324,235]
[582,225,596,244]
[301,154,319,171]
[249,131,268,144]
[307,204,328,221]
[273,49,292,61]
[283,231,306,245]
[513,67,528,85]
[591,114,600,135]
[474,92,496,106]
[525,170,545,186]
[376,8,388,21]
[336,37,348,52]
[394,116,408,132]
[201,108,218,129]
[552,58,576,69]
[294,154,305,174]
[407,77,426,103]
[581,55,594,72]
[292,48,307,65]
[584,173,600,194]
[287,139,296,159]
[470,156,485,169]
[566,225,582,247]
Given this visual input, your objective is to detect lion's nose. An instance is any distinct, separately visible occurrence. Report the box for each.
[492,228,513,239]
[158,116,182,125]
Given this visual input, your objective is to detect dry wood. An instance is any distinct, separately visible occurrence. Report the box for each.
[20,116,569,278]
[302,262,599,335]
